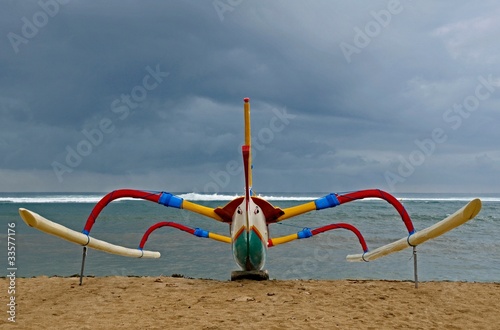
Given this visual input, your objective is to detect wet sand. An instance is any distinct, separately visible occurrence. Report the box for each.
[2,276,499,329]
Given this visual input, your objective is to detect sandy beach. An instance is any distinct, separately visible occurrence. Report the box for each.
[2,276,499,329]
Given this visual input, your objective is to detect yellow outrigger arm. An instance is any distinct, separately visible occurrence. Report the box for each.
[181,200,224,222]
[278,201,318,221]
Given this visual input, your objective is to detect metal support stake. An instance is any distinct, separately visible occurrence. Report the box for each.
[413,245,418,289]
[79,246,87,286]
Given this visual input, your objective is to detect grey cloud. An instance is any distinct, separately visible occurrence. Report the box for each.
[1,0,499,193]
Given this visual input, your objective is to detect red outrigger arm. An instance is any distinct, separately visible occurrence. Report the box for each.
[138,221,369,256]
[336,190,415,234]
[82,189,184,235]
[268,222,368,253]
[311,223,368,252]
[139,222,197,249]
[280,189,415,235]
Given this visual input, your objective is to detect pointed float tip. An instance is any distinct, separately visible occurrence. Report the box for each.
[243,97,250,103]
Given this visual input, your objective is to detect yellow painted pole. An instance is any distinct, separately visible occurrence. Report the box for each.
[208,232,231,243]
[243,97,252,189]
[277,201,317,221]
[269,233,299,246]
[182,200,223,222]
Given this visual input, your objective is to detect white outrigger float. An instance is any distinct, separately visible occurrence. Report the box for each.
[19,98,482,284]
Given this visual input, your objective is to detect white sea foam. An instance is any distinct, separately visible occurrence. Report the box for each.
[1,193,499,203]
[399,197,500,202]
[177,192,318,201]
[177,193,241,201]
[0,192,318,203]
[0,196,97,203]
[0,195,135,203]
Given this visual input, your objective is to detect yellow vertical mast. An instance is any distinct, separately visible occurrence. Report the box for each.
[243,97,252,191]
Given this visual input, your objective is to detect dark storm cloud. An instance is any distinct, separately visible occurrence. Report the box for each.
[1,0,500,193]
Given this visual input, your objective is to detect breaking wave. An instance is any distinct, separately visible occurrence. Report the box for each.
[1,192,499,203]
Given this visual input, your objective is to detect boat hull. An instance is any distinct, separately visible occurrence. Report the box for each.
[231,197,268,270]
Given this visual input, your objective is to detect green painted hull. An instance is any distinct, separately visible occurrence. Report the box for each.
[232,227,266,271]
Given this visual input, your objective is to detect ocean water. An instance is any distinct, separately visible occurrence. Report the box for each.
[1,192,499,282]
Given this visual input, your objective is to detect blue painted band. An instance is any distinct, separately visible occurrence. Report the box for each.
[194,228,209,238]
[407,233,416,247]
[297,228,313,239]
[314,193,340,210]
[82,230,89,235]
[158,192,183,208]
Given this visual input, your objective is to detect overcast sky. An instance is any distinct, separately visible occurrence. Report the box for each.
[1,0,499,194]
